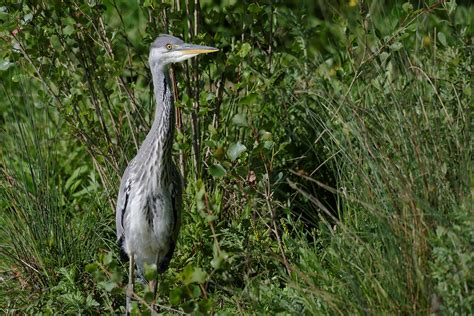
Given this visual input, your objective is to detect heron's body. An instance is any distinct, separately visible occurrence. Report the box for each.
[116,66,181,276]
[114,34,217,313]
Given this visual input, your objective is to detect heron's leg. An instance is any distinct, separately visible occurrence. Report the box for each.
[149,278,158,301]
[150,275,161,314]
[126,253,135,316]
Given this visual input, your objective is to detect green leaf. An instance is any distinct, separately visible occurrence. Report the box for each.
[248,3,263,14]
[190,267,207,284]
[85,295,100,307]
[263,140,274,150]
[85,262,98,273]
[211,256,222,269]
[99,281,116,292]
[144,291,155,303]
[437,32,447,47]
[182,302,195,314]
[181,266,207,285]
[63,25,75,36]
[205,214,218,222]
[103,252,113,265]
[65,165,88,191]
[240,93,258,105]
[445,1,457,15]
[379,52,390,66]
[22,13,33,24]
[189,284,201,298]
[231,113,248,127]
[144,263,157,281]
[209,164,226,177]
[238,43,251,58]
[402,2,413,13]
[143,0,156,8]
[170,287,183,305]
[389,42,403,51]
[0,60,13,71]
[227,142,247,162]
[259,130,272,141]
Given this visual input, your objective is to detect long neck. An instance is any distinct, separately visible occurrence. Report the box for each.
[150,63,174,164]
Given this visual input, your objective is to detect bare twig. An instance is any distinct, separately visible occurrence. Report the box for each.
[162,2,187,181]
[185,0,202,178]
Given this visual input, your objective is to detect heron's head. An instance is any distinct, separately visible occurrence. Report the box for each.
[149,34,218,68]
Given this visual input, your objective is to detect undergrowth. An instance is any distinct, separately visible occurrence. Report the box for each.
[1,0,472,314]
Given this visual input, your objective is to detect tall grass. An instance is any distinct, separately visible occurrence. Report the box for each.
[287,12,472,314]
[0,0,471,314]
[0,77,110,310]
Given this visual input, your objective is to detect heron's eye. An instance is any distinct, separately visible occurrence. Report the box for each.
[166,44,173,50]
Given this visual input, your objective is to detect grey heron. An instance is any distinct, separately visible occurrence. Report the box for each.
[115,34,218,313]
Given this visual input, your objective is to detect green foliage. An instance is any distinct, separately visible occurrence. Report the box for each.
[1,0,472,314]
[0,77,108,311]
[430,206,474,314]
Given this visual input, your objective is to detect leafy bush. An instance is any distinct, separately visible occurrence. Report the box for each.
[0,0,471,314]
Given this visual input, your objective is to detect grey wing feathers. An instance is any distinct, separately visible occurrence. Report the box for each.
[158,167,182,272]
[171,166,183,234]
[115,163,134,242]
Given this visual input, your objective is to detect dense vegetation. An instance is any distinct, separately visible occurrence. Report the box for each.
[1,0,472,314]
